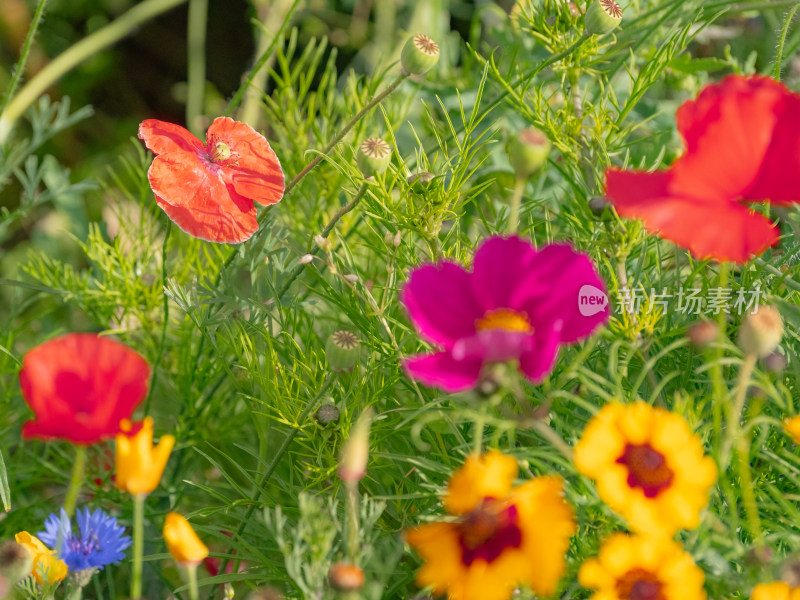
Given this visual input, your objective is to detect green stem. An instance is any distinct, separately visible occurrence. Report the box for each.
[186,563,199,600]
[711,264,729,460]
[721,353,757,469]
[773,3,800,80]
[736,430,762,542]
[186,0,209,135]
[276,183,369,298]
[473,413,485,454]
[131,493,146,600]
[63,445,87,517]
[0,0,49,116]
[0,0,187,144]
[507,176,525,234]
[345,482,360,563]
[283,74,408,196]
[145,221,171,416]
[211,379,331,593]
[532,420,574,462]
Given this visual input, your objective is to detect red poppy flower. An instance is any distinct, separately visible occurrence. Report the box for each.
[139,117,284,244]
[19,334,150,445]
[605,75,800,263]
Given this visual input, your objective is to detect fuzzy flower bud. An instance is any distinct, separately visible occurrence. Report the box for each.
[407,171,436,193]
[315,402,340,426]
[328,562,365,591]
[163,513,209,567]
[401,34,440,76]
[738,305,784,357]
[339,408,374,484]
[357,138,392,177]
[326,331,361,372]
[584,0,623,35]
[506,127,551,179]
[0,540,32,584]
[687,320,719,350]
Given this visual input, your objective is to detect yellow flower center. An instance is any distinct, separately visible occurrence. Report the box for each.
[616,568,664,600]
[475,309,532,333]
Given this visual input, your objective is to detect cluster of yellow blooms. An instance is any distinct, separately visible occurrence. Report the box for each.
[407,401,800,600]
[13,416,207,589]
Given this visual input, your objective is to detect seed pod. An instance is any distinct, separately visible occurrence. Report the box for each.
[506,127,551,179]
[326,330,361,372]
[738,305,784,358]
[687,320,719,350]
[588,196,613,220]
[315,403,340,426]
[0,541,32,584]
[584,0,623,35]
[401,34,440,76]
[357,138,392,176]
[328,562,365,591]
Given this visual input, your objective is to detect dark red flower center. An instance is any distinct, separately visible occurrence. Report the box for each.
[616,444,674,498]
[457,499,522,565]
[616,568,664,600]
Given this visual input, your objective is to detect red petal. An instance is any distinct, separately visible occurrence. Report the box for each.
[671,75,789,201]
[156,184,258,244]
[139,119,204,155]
[207,117,284,206]
[606,169,778,263]
[747,92,800,204]
[147,151,214,207]
[19,334,149,445]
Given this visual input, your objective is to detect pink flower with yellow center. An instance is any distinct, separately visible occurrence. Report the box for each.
[401,236,609,392]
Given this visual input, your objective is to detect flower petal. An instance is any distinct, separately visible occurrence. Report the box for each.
[403,352,483,393]
[156,185,258,244]
[470,236,539,311]
[452,330,533,363]
[518,322,563,383]
[671,74,787,201]
[606,169,778,263]
[147,151,214,208]
[402,261,484,348]
[138,119,204,155]
[206,117,285,206]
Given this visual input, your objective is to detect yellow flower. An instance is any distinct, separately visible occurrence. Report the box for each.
[405,450,575,600]
[115,417,174,495]
[752,582,800,600]
[163,513,209,566]
[580,533,705,600]
[14,532,67,585]
[784,417,800,445]
[574,401,717,537]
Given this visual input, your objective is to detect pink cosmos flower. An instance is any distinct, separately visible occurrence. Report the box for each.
[401,236,609,392]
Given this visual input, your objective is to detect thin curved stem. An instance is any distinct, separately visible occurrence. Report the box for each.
[0,0,187,144]
[130,493,146,600]
[63,445,87,518]
[507,176,525,234]
[773,3,800,80]
[186,0,209,135]
[145,222,171,416]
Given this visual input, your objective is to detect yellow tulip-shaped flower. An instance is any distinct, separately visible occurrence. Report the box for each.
[163,513,209,566]
[115,417,174,495]
[14,532,67,584]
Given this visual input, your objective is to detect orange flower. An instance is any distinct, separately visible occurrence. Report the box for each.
[751,582,800,600]
[115,417,174,496]
[139,117,284,244]
[163,513,209,566]
[406,451,575,600]
[14,532,67,585]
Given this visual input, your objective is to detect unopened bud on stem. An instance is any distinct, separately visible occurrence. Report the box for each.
[506,127,551,179]
[339,408,374,483]
[738,305,783,358]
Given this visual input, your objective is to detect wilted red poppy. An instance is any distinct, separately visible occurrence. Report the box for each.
[139,117,284,244]
[606,75,800,263]
[19,334,150,445]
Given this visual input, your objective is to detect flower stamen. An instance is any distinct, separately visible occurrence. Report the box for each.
[476,309,532,333]
[616,444,674,498]
[457,500,522,565]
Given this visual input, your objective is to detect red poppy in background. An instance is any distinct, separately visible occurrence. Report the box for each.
[139,117,284,244]
[19,334,150,445]
[606,75,800,263]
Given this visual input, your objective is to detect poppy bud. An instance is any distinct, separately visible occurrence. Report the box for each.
[315,403,340,426]
[506,127,551,179]
[584,0,623,35]
[568,2,583,17]
[163,513,209,567]
[326,331,361,372]
[0,540,32,584]
[687,320,719,350]
[339,408,373,483]
[400,34,440,76]
[588,196,613,220]
[782,557,800,587]
[314,235,331,252]
[357,138,392,176]
[738,306,784,357]
[328,562,365,591]
[407,171,436,193]
[765,351,787,373]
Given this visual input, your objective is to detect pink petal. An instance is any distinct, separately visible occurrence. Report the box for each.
[470,236,539,311]
[403,352,483,393]
[518,322,563,383]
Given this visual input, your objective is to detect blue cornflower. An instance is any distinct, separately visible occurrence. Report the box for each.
[38,508,131,571]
